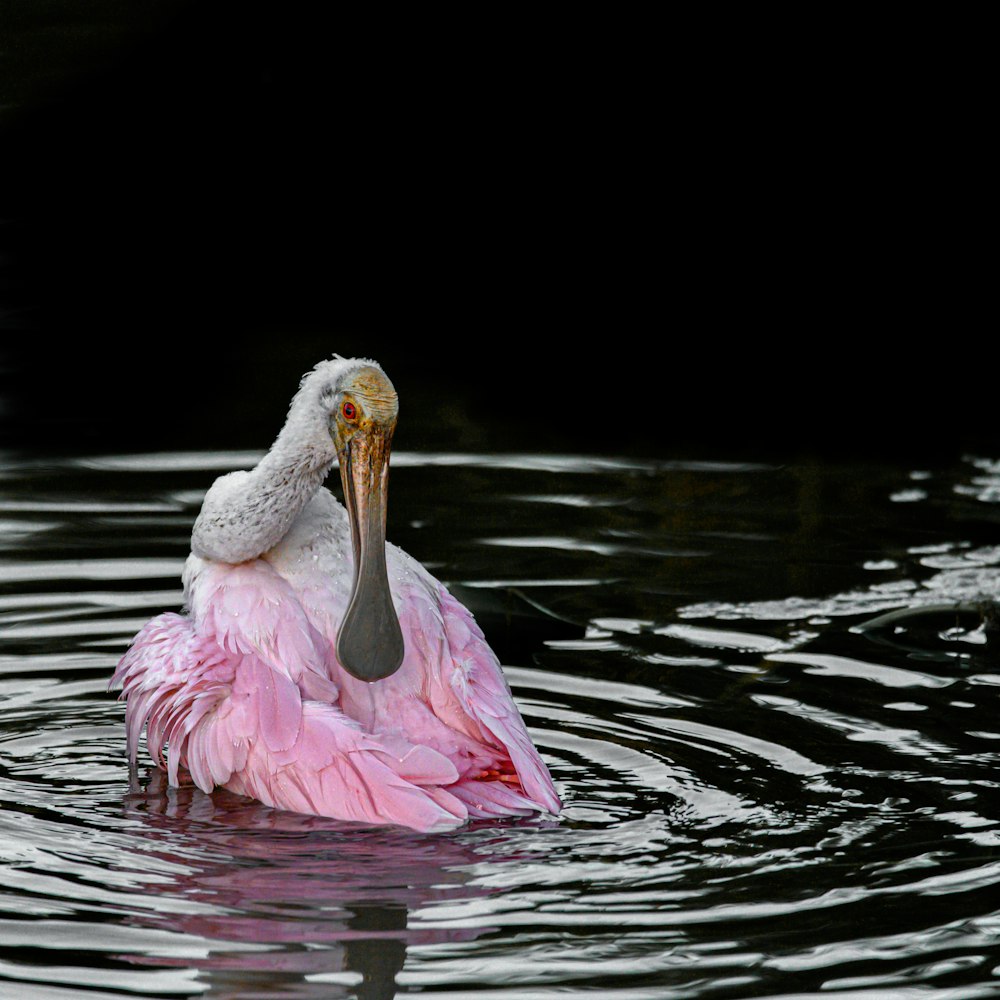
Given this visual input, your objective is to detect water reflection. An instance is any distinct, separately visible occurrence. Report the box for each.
[117,771,497,999]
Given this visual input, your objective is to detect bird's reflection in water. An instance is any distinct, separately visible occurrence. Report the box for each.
[118,769,516,1000]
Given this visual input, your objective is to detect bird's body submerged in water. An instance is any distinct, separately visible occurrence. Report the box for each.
[111,357,561,832]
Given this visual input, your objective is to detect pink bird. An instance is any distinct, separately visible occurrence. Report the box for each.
[111,357,561,832]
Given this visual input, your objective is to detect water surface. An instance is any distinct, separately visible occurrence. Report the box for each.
[3,448,1000,998]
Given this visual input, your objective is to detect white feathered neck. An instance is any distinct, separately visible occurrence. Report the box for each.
[190,357,382,564]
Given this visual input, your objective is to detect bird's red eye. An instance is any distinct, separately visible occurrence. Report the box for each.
[342,401,357,421]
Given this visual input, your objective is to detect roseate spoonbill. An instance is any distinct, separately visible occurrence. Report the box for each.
[111,357,561,832]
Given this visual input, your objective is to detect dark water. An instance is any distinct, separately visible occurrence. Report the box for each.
[3,446,1000,998]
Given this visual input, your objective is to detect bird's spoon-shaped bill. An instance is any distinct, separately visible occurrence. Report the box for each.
[336,423,405,681]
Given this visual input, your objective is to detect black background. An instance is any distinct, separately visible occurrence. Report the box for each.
[0,4,990,461]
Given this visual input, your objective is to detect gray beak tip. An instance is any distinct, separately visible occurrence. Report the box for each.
[336,616,405,682]
[335,563,405,681]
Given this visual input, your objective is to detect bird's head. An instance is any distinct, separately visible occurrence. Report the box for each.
[323,363,399,457]
[314,359,404,683]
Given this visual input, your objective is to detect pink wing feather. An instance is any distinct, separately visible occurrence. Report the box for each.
[372,570,561,818]
[436,586,561,815]
[112,563,470,832]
